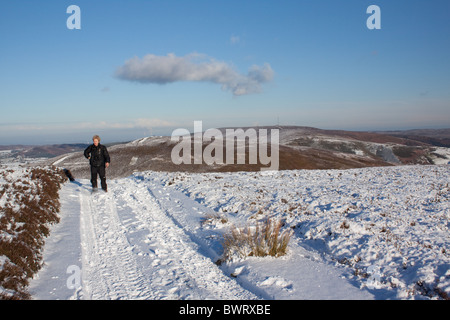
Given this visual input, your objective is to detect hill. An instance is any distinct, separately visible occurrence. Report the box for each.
[375,128,450,148]
[43,126,450,179]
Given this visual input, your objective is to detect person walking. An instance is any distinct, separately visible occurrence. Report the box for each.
[84,135,110,192]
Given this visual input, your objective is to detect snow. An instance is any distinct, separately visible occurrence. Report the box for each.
[431,147,450,165]
[25,164,450,300]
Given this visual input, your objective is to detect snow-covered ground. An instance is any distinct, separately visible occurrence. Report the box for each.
[25,164,449,300]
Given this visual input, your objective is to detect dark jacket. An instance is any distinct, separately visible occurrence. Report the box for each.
[84,144,110,167]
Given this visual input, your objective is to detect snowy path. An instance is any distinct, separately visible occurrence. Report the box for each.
[80,179,258,300]
[30,178,258,300]
[29,173,376,300]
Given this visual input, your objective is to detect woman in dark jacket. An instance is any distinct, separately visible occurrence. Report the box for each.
[84,135,110,192]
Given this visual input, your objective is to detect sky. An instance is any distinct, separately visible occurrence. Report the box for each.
[1,0,449,145]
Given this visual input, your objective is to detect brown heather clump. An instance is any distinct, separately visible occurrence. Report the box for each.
[0,166,66,300]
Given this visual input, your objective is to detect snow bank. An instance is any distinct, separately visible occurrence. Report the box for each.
[154,165,449,299]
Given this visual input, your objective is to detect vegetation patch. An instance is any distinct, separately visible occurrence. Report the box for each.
[222,218,292,261]
[0,166,66,300]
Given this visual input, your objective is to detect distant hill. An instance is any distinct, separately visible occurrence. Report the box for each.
[39,126,450,179]
[375,128,450,148]
[0,144,89,158]
[0,142,131,163]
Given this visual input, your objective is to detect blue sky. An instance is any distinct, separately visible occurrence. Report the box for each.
[1,0,449,144]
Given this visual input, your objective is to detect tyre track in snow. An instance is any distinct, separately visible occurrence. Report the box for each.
[79,178,258,300]
[80,187,155,299]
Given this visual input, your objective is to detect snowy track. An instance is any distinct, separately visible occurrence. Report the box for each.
[29,174,374,300]
[77,179,257,300]
[30,165,449,300]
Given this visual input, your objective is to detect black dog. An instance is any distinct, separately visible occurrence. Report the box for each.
[63,168,75,182]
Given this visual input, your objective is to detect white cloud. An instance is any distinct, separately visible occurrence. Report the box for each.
[115,53,274,96]
[230,35,240,45]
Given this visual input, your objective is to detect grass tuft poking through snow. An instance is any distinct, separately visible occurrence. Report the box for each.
[223,218,293,260]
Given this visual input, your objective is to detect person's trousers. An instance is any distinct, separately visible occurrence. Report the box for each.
[90,165,107,190]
